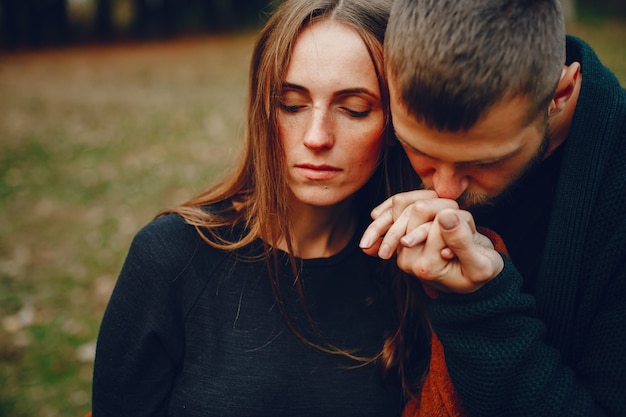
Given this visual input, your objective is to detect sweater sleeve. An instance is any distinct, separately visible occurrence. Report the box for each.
[430,256,626,417]
[92,215,200,416]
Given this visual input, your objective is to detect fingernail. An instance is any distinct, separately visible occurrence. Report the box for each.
[379,244,391,259]
[439,212,459,230]
[359,235,371,249]
[401,235,415,246]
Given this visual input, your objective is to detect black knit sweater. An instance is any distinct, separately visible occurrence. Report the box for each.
[430,36,626,416]
[92,214,403,416]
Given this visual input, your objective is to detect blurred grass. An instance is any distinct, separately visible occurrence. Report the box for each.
[566,16,626,84]
[0,33,252,416]
[0,15,624,417]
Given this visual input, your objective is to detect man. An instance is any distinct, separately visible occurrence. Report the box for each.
[360,0,626,415]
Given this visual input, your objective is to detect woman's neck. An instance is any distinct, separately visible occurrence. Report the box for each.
[274,200,357,259]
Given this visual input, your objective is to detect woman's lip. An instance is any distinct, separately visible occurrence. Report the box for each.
[295,164,342,180]
[296,164,341,171]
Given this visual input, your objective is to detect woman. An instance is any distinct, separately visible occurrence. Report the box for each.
[91,0,428,415]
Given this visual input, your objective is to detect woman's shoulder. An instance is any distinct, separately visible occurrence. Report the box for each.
[133,203,232,251]
[133,212,199,253]
[127,209,235,277]
[116,210,239,309]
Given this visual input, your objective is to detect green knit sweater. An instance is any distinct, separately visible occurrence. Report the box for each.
[430,36,626,417]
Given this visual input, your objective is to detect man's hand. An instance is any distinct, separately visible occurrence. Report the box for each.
[397,208,504,294]
[359,191,504,294]
[359,190,458,258]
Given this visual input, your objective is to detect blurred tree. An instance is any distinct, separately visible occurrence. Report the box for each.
[95,0,114,41]
[579,0,626,16]
[1,0,70,49]
[132,0,176,38]
[1,0,624,51]
[128,0,272,37]
[201,0,268,30]
[0,0,18,48]
[0,0,277,49]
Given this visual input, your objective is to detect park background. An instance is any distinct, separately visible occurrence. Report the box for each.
[0,0,624,416]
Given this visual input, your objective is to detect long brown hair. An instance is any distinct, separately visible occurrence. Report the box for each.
[163,0,429,398]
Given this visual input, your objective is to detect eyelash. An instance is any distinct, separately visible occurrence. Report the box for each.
[473,160,501,169]
[343,108,371,118]
[279,103,303,113]
[279,103,371,118]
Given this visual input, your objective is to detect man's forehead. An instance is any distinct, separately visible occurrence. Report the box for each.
[390,97,539,164]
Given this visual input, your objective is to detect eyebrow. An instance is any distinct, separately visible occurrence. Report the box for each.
[281,82,380,100]
[394,132,521,165]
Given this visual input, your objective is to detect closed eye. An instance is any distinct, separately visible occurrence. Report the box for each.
[343,108,371,118]
[279,103,305,113]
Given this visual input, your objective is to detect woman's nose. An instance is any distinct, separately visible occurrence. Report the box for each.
[303,109,334,150]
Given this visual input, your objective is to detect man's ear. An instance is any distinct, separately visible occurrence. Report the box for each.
[549,63,581,116]
[546,62,581,153]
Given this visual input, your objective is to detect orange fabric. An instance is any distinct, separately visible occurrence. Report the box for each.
[403,227,507,417]
[402,333,466,417]
[478,226,510,258]
[84,413,92,417]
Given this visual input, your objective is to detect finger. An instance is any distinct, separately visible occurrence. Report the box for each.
[400,221,432,247]
[404,198,460,231]
[369,197,394,220]
[379,197,458,259]
[422,217,449,263]
[370,189,438,219]
[390,190,440,223]
[364,192,459,259]
[437,209,502,280]
[359,209,394,250]
[439,210,477,258]
[360,236,383,257]
[396,219,448,280]
[457,210,477,234]
[376,207,413,259]
[361,197,438,258]
[474,232,495,250]
[436,209,474,258]
[440,246,455,260]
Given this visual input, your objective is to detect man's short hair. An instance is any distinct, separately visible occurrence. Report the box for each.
[385,0,566,131]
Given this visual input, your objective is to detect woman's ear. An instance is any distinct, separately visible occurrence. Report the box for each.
[549,62,581,116]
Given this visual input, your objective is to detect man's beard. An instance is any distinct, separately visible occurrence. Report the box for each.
[453,126,551,209]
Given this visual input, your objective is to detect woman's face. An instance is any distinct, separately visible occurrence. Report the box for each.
[277,19,385,208]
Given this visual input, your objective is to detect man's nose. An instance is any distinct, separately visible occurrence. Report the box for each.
[431,164,469,200]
